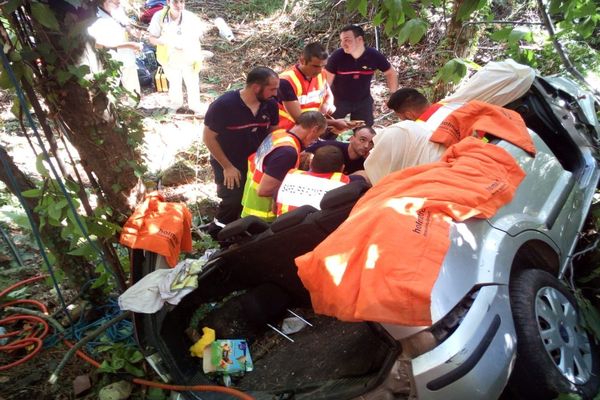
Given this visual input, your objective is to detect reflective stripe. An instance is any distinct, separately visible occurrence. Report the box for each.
[276,170,350,215]
[241,130,301,222]
[416,102,465,131]
[278,67,328,130]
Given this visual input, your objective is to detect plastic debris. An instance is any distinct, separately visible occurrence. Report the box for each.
[189,326,215,358]
[214,17,234,42]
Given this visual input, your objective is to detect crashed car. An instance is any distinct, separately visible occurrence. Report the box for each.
[132,74,600,400]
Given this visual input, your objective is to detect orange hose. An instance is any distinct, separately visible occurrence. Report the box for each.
[63,340,254,400]
[0,275,49,370]
[3,276,255,399]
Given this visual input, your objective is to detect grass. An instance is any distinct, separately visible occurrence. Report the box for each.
[225,0,286,18]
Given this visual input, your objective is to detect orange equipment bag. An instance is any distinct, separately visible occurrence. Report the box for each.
[154,67,169,92]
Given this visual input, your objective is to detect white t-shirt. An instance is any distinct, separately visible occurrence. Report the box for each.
[365,121,446,185]
[88,8,136,67]
[148,9,202,66]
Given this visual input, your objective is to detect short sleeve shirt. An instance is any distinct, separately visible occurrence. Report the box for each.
[263,146,299,182]
[205,90,279,173]
[305,140,365,174]
[325,47,391,103]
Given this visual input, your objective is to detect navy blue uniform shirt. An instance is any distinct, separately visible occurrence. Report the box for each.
[204,90,279,176]
[305,140,365,174]
[325,47,391,103]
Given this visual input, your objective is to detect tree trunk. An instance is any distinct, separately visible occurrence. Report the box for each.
[432,0,481,100]
[5,1,143,221]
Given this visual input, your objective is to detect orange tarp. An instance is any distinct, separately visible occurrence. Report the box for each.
[120,192,192,267]
[295,136,529,326]
[430,100,536,155]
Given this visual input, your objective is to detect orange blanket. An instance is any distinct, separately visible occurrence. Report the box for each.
[430,100,536,155]
[120,192,192,267]
[295,137,528,325]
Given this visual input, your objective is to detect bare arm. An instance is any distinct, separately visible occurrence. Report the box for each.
[383,67,398,93]
[202,126,241,189]
[325,69,335,87]
[281,100,303,123]
[257,174,283,197]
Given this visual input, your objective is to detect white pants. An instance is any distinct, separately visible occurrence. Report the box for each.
[121,64,141,96]
[163,63,200,112]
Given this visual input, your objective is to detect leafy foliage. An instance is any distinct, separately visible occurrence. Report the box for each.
[345,0,599,86]
[96,342,145,377]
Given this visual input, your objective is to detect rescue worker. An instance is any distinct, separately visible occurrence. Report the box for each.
[304,126,376,174]
[277,43,350,134]
[276,145,350,216]
[88,0,142,96]
[202,67,280,239]
[148,0,203,113]
[325,25,398,127]
[241,111,327,222]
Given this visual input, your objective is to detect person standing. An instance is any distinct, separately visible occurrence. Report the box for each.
[325,25,398,126]
[88,0,142,96]
[148,0,203,113]
[277,42,350,134]
[202,67,280,238]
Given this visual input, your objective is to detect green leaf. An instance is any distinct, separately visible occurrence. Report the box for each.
[373,10,386,26]
[401,0,416,19]
[35,154,49,177]
[435,58,468,84]
[578,16,596,38]
[357,0,368,16]
[30,2,60,31]
[20,188,42,198]
[55,69,72,86]
[508,27,533,44]
[91,272,109,289]
[128,350,144,363]
[397,19,428,45]
[456,0,486,21]
[3,0,23,14]
[67,241,95,257]
[98,360,115,373]
[147,388,167,400]
[489,26,513,42]
[124,362,145,377]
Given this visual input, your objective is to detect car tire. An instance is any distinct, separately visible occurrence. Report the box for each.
[508,268,600,400]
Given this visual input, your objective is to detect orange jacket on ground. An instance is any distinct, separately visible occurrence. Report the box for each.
[278,66,328,130]
[276,170,350,215]
[295,137,533,326]
[120,192,192,267]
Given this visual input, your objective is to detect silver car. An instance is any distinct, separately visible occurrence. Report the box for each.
[133,75,600,400]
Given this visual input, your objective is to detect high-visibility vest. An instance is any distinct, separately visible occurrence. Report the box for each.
[241,129,301,222]
[276,170,350,216]
[278,66,328,130]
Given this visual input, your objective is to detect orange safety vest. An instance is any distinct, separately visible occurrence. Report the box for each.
[278,66,328,130]
[276,170,350,216]
[240,129,302,221]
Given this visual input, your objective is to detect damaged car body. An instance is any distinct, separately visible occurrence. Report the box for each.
[132,74,600,400]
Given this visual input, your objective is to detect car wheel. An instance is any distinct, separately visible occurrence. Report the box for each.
[508,268,600,399]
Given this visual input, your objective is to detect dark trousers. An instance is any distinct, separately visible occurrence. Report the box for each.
[332,96,375,127]
[208,160,246,240]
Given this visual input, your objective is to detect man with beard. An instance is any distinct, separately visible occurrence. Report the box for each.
[304,126,376,174]
[202,66,280,238]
